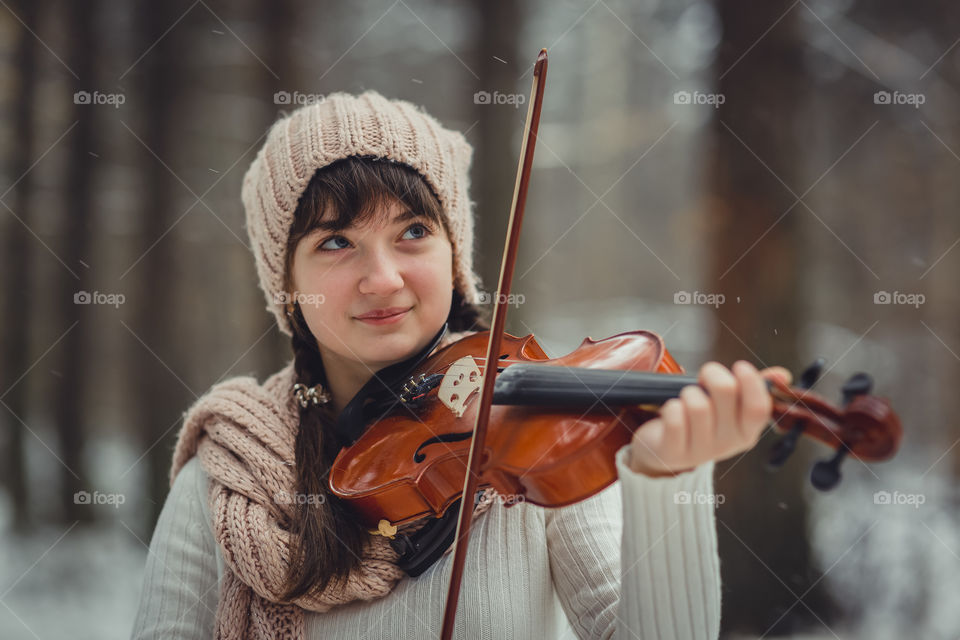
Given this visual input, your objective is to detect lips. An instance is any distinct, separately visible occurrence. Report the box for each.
[355,306,411,320]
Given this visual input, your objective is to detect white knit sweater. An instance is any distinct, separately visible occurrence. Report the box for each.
[131,443,720,639]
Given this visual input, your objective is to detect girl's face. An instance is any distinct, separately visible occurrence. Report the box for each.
[289,198,453,384]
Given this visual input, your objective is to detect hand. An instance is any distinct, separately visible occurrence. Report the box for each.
[627,361,792,477]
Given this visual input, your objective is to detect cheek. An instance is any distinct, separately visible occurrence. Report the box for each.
[291,252,340,301]
[302,282,348,328]
[424,246,454,320]
[289,259,340,330]
[417,244,454,294]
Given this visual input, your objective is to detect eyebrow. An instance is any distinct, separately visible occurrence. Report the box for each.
[311,208,424,234]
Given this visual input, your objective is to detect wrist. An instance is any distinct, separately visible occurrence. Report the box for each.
[627,450,694,478]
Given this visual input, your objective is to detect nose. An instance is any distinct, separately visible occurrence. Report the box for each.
[358,247,404,296]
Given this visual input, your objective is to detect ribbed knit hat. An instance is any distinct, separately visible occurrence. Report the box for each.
[241,90,483,336]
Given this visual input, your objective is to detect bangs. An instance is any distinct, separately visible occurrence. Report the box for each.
[286,157,448,276]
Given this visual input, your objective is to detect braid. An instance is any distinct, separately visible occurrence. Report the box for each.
[281,305,369,600]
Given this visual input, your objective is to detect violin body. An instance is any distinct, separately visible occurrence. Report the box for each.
[328,330,684,529]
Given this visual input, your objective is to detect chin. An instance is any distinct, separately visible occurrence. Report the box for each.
[358,331,422,362]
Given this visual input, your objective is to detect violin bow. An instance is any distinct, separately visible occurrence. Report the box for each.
[439,48,549,639]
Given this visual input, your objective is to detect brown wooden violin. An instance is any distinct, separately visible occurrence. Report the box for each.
[329,330,901,531]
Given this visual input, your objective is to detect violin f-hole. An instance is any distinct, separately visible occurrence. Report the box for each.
[413,431,474,463]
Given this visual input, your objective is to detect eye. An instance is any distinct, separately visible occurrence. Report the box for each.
[402,222,432,241]
[314,221,433,252]
[316,235,351,252]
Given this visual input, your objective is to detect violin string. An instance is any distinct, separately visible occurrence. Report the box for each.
[443,361,642,372]
[434,359,526,371]
[433,360,640,379]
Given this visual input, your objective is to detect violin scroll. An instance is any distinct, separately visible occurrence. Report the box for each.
[766,362,902,491]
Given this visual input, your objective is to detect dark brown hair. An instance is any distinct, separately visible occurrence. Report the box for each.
[279,156,489,601]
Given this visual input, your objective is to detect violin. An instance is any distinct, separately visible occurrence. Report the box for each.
[326,49,902,638]
[329,330,901,531]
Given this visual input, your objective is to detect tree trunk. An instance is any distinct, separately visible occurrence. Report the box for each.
[1,0,41,530]
[132,0,188,525]
[471,0,525,326]
[57,0,95,523]
[709,0,835,633]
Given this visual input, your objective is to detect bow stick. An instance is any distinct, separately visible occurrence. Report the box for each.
[439,48,549,639]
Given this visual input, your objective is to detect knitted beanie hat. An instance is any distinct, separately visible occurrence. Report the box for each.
[241,90,483,336]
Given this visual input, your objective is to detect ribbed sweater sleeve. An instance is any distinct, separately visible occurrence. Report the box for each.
[545,445,721,639]
[130,457,218,639]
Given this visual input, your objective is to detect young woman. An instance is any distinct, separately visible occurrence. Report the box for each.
[131,91,789,639]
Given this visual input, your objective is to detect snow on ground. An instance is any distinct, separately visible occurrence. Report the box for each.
[1,522,146,639]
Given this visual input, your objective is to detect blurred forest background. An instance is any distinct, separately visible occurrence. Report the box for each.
[1,0,958,638]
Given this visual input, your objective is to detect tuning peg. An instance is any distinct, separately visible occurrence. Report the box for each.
[841,372,873,405]
[767,422,805,469]
[810,447,848,490]
[799,358,826,390]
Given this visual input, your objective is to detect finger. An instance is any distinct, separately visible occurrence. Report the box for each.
[633,417,665,453]
[733,360,773,445]
[659,397,689,457]
[680,384,713,458]
[760,365,792,386]
[631,418,668,473]
[699,362,737,443]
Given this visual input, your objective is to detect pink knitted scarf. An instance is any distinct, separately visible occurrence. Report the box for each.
[169,331,494,639]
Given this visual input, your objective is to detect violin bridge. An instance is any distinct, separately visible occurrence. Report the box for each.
[438,356,482,418]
